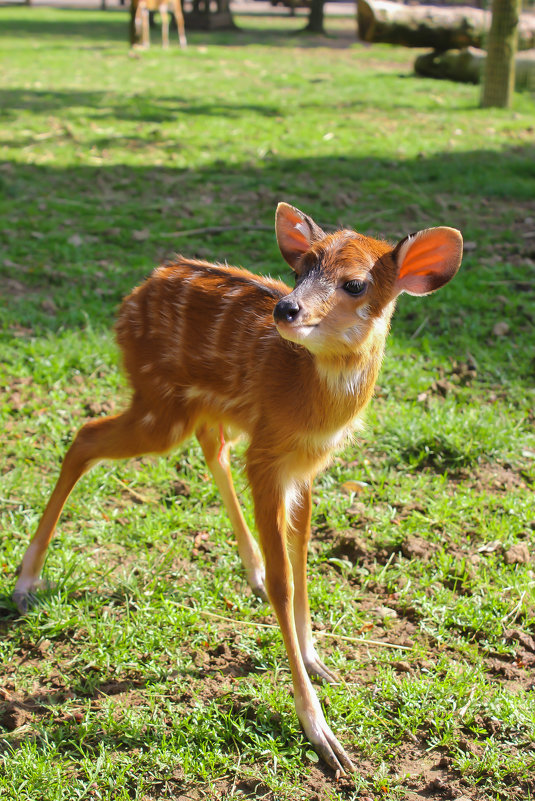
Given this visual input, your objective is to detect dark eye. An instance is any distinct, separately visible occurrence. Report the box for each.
[343,280,366,296]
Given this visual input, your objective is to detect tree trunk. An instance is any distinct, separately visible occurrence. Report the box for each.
[480,0,522,107]
[305,0,326,34]
[356,0,534,52]
[184,0,236,30]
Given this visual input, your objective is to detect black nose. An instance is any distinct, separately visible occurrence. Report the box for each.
[273,297,301,324]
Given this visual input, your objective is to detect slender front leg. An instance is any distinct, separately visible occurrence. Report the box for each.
[288,483,340,684]
[172,0,187,48]
[196,423,266,599]
[160,2,169,48]
[247,458,354,775]
[140,2,150,48]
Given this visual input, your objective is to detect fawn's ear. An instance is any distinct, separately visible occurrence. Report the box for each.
[275,202,326,271]
[393,227,463,296]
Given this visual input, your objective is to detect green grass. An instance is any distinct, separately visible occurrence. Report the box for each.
[1,6,535,800]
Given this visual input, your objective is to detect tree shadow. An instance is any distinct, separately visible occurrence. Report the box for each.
[0,88,282,123]
[0,85,491,128]
[0,8,130,44]
[1,143,534,383]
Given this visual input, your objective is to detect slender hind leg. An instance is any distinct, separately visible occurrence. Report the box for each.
[13,400,182,613]
[196,423,266,599]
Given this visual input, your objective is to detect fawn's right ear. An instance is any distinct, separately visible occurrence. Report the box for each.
[393,226,463,296]
[276,202,326,272]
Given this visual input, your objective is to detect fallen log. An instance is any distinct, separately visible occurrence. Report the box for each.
[357,0,535,51]
[414,46,535,91]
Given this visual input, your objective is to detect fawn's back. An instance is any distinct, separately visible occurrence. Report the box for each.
[116,260,292,441]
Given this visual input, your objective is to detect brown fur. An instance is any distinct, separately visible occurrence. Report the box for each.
[13,202,462,775]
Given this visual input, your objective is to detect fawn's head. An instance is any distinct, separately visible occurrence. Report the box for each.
[273,202,463,358]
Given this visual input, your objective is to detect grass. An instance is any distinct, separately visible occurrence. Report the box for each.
[1,6,535,800]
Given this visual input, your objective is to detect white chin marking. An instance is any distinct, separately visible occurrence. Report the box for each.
[277,323,316,340]
[295,325,316,337]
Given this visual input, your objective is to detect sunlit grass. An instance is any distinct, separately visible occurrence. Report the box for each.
[1,7,534,800]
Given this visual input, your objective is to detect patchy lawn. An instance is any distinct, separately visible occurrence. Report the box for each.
[1,6,534,800]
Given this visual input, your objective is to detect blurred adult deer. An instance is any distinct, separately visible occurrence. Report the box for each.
[13,203,462,773]
[135,0,187,49]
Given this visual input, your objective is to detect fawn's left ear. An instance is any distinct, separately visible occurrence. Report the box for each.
[393,227,463,296]
[275,202,326,272]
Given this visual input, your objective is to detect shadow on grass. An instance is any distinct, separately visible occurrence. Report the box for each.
[0,84,493,124]
[1,144,534,383]
[0,8,130,44]
[0,88,281,122]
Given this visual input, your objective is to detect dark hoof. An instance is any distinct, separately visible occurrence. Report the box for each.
[12,579,56,615]
[251,583,269,603]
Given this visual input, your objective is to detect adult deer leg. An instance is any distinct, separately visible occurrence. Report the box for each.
[171,0,187,48]
[160,2,170,48]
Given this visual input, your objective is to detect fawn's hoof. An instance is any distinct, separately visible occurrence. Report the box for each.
[299,707,355,777]
[13,578,56,614]
[304,654,340,685]
[251,582,268,603]
[13,590,33,615]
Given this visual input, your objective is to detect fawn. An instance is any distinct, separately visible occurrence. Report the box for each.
[13,203,462,774]
[135,0,187,49]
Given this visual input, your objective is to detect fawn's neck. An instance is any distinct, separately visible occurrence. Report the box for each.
[267,318,391,485]
[310,309,392,415]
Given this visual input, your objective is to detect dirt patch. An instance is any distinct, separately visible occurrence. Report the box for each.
[394,745,466,800]
[205,640,258,678]
[0,671,155,736]
[1,276,32,299]
[180,637,259,685]
[0,689,36,731]
[327,529,370,564]
[401,535,438,562]
[467,463,532,494]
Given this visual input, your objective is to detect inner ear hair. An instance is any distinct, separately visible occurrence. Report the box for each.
[394,227,463,296]
[276,203,326,271]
